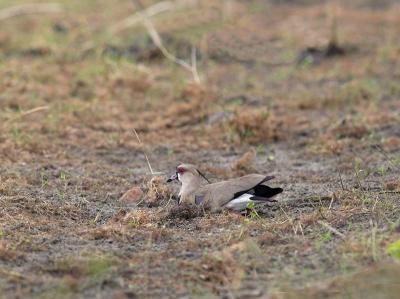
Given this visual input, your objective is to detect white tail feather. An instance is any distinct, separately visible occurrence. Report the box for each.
[224,194,254,211]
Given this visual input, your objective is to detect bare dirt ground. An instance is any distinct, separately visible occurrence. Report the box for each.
[0,0,400,298]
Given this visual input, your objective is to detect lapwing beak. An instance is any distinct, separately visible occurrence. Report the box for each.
[166,173,178,183]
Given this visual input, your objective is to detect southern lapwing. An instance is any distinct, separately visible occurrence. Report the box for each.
[167,164,283,212]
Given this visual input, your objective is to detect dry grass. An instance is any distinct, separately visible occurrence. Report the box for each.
[145,176,174,206]
[164,203,205,220]
[271,262,400,299]
[0,240,20,262]
[0,0,399,298]
[226,109,281,144]
[231,148,256,175]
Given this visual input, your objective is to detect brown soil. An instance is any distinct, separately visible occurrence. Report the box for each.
[0,0,400,298]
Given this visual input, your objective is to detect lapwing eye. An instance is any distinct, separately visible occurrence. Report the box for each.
[176,167,186,174]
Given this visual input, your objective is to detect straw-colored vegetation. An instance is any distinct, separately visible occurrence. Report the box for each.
[0,0,399,298]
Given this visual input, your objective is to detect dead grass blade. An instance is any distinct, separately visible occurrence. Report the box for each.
[318,220,346,239]
[132,128,153,175]
[131,0,201,83]
[2,105,50,128]
[20,106,49,116]
[132,128,163,176]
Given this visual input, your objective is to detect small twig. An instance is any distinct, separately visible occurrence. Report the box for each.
[20,106,49,116]
[132,128,153,175]
[2,106,50,127]
[94,211,102,223]
[0,3,62,21]
[328,196,334,210]
[354,168,365,191]
[298,222,305,236]
[131,128,163,176]
[131,0,201,83]
[142,18,201,83]
[318,220,346,239]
